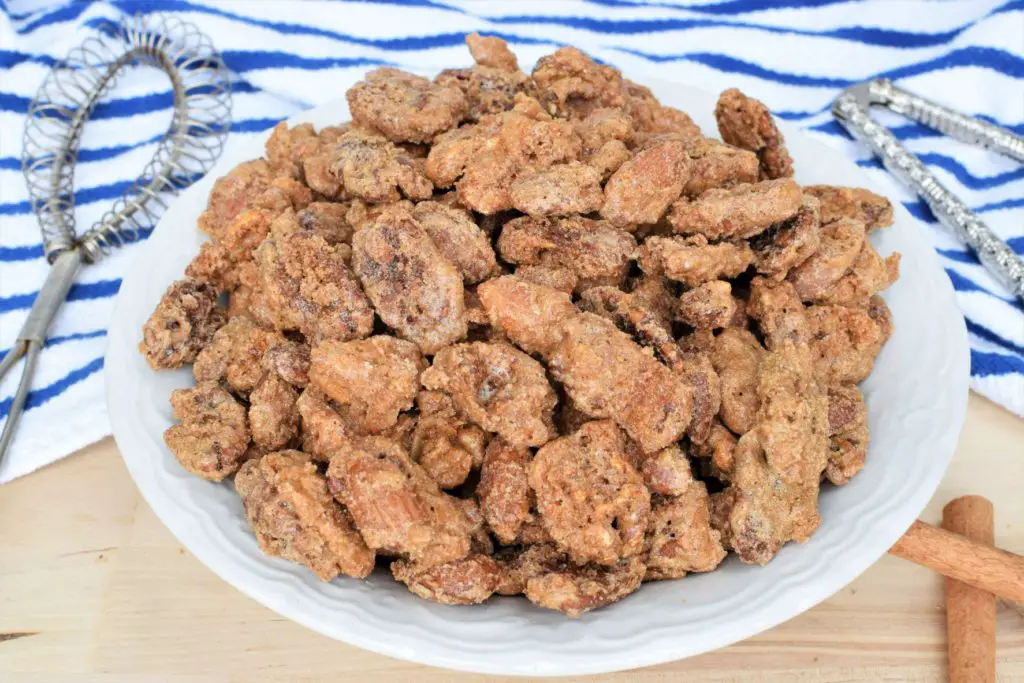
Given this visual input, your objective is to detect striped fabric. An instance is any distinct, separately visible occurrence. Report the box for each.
[0,0,1021,482]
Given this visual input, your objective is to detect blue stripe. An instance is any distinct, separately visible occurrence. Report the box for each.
[583,0,858,14]
[0,329,107,362]
[490,14,983,49]
[11,1,91,34]
[0,80,261,117]
[971,349,1024,378]
[975,197,1024,213]
[0,244,45,261]
[220,50,391,72]
[856,153,1024,190]
[901,199,1022,225]
[0,356,104,419]
[0,279,121,313]
[0,226,154,264]
[611,46,1024,87]
[89,5,561,51]
[0,50,57,68]
[0,115,284,172]
[945,269,1024,311]
[1,170,204,216]
[966,319,1024,357]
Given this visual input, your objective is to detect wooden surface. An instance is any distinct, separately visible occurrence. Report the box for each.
[1,394,1022,682]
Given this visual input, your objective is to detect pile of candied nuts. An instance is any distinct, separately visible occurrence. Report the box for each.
[140,34,899,618]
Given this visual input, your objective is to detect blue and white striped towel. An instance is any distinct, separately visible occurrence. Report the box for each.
[1,0,1021,483]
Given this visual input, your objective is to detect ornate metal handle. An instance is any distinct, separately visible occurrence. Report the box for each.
[832,79,1024,303]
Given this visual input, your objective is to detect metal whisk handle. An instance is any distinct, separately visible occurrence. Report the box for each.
[871,79,1024,163]
[833,85,1024,303]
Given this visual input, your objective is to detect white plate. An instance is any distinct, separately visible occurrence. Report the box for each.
[106,78,970,677]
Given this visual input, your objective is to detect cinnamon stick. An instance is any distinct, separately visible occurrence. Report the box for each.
[889,520,1024,603]
[942,496,996,683]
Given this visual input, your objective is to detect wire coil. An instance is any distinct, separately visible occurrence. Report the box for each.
[22,13,232,263]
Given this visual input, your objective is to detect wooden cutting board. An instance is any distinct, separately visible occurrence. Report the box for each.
[1,394,1022,682]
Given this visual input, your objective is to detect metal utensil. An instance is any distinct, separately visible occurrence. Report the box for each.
[0,14,232,464]
[832,78,1024,303]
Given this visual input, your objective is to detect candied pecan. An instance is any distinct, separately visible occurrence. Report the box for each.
[248,373,300,451]
[786,217,865,302]
[309,336,425,434]
[804,184,893,230]
[681,137,759,198]
[531,46,627,118]
[164,381,250,480]
[327,437,472,569]
[753,339,829,486]
[581,274,676,335]
[434,66,527,121]
[711,328,764,436]
[747,277,809,350]
[421,342,557,448]
[640,444,693,496]
[264,122,323,178]
[668,178,803,239]
[712,431,821,565]
[410,201,497,284]
[261,340,310,388]
[476,275,577,356]
[347,67,468,143]
[193,316,283,395]
[459,107,583,214]
[806,304,888,384]
[411,390,488,489]
[477,438,533,544]
[751,196,821,280]
[601,139,690,229]
[140,279,226,370]
[497,215,636,294]
[549,313,694,453]
[236,450,374,580]
[494,543,564,596]
[814,241,900,308]
[255,231,374,344]
[572,108,634,178]
[466,32,519,71]
[197,159,275,240]
[325,126,433,202]
[351,207,467,354]
[185,242,236,292]
[296,202,354,245]
[530,420,651,565]
[515,264,578,294]
[691,420,738,478]
[676,281,737,329]
[675,350,722,445]
[825,383,869,485]
[392,554,501,605]
[510,162,604,216]
[295,389,357,462]
[714,88,793,180]
[645,483,727,580]
[524,556,646,619]
[637,235,753,288]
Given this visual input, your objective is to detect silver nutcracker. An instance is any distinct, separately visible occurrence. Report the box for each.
[832,78,1024,303]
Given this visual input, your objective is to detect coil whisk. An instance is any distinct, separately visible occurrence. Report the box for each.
[0,13,232,465]
[21,13,232,263]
